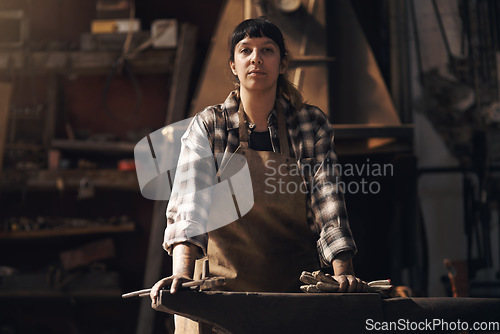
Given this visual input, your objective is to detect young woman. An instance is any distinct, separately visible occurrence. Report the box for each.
[151,17,366,331]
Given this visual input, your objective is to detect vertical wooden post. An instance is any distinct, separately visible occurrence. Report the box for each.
[135,23,198,334]
[0,82,13,191]
[165,24,198,124]
[44,75,58,149]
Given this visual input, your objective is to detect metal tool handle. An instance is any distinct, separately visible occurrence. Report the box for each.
[121,277,225,298]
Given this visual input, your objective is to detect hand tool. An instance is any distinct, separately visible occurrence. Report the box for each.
[121,276,225,298]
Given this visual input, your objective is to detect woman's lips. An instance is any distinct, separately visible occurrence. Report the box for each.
[248,70,265,76]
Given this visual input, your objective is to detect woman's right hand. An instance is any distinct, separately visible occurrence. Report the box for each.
[150,275,193,309]
[150,242,198,308]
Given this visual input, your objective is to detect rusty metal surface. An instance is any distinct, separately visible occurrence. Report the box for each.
[155,291,500,334]
[156,291,384,333]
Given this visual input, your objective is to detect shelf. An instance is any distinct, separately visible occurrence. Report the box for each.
[336,141,413,156]
[2,168,139,191]
[51,139,135,154]
[332,124,414,139]
[0,49,176,75]
[289,56,336,67]
[0,289,123,298]
[5,143,45,150]
[0,222,135,239]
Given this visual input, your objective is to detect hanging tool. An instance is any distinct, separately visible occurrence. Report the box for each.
[431,0,471,82]
[102,0,175,123]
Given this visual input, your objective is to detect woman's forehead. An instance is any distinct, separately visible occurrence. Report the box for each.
[237,36,278,47]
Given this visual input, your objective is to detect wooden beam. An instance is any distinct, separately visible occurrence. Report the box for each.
[135,200,169,334]
[44,75,57,149]
[0,81,13,190]
[135,23,198,334]
[165,23,198,125]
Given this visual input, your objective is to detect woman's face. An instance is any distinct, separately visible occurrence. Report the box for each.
[230,36,285,93]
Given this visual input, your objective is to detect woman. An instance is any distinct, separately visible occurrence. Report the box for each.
[151,17,366,331]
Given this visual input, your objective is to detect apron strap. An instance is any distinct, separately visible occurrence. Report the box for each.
[237,100,290,156]
[276,102,290,157]
[237,103,249,148]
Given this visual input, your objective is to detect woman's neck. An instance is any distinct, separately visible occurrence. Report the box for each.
[240,88,276,132]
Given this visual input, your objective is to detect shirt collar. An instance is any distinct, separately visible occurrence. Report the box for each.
[223,90,287,130]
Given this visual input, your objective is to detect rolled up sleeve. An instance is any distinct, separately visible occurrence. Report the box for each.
[306,108,357,265]
[163,114,217,258]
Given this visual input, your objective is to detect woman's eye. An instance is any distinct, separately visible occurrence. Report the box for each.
[264,48,274,53]
[240,48,251,54]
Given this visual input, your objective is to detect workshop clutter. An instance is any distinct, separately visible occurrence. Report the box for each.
[84,0,177,52]
[0,0,195,332]
[0,238,121,293]
[2,215,134,234]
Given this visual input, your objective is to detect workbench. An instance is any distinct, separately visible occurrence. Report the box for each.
[154,291,500,333]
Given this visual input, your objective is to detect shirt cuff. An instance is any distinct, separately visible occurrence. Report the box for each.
[163,220,208,259]
[317,225,357,266]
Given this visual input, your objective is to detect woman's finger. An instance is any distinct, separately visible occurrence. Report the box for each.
[346,276,357,293]
[150,277,172,300]
[170,277,181,294]
[357,278,368,292]
[170,276,194,294]
[335,275,348,292]
[150,282,160,301]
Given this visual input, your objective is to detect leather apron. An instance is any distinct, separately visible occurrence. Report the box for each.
[175,104,320,333]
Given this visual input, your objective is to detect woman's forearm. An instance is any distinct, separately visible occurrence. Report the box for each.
[332,251,355,276]
[150,242,198,300]
[172,242,197,278]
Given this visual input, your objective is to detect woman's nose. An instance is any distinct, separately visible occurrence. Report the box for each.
[251,50,262,64]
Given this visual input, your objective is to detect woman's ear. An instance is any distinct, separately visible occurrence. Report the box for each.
[230,61,237,75]
[280,59,288,74]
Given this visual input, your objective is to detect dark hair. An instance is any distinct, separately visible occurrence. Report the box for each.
[228,17,303,109]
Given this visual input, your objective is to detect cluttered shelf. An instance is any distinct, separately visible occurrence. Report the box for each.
[0,221,135,240]
[1,168,139,191]
[51,139,136,154]
[0,264,125,299]
[0,289,123,299]
[0,49,176,75]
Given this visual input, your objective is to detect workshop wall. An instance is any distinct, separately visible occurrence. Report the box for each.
[3,0,498,332]
[0,1,224,334]
[411,0,466,298]
[0,0,95,46]
[410,0,500,297]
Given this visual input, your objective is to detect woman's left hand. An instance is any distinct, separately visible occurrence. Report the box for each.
[327,274,367,292]
[331,251,367,292]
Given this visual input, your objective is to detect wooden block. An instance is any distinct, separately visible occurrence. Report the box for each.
[91,19,140,34]
[96,0,130,19]
[59,238,115,270]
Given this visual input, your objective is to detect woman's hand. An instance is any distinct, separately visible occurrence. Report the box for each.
[150,275,193,308]
[332,251,367,292]
[150,242,198,309]
[327,273,367,292]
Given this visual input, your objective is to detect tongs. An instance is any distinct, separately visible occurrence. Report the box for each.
[121,276,226,298]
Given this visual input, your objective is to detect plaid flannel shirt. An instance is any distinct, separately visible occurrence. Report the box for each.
[164,91,357,266]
